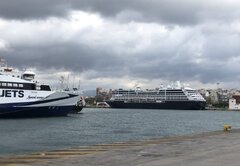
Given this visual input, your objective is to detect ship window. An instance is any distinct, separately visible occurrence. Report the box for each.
[13,83,18,87]
[2,83,6,86]
[7,83,13,87]
[19,84,23,88]
[40,85,51,91]
[22,83,35,90]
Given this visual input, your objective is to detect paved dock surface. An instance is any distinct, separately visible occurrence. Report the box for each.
[2,129,240,166]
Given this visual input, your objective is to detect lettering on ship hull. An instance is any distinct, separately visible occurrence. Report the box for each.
[0,90,24,98]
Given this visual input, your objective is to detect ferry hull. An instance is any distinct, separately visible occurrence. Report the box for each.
[106,101,206,110]
[0,92,82,118]
[0,106,74,118]
[69,105,83,113]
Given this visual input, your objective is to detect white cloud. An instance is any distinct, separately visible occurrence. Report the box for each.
[0,39,8,50]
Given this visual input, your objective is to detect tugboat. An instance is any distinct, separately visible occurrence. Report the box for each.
[0,59,82,117]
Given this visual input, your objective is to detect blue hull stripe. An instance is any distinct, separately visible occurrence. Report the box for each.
[0,106,74,117]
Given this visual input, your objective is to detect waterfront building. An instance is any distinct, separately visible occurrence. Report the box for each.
[229,96,240,110]
[209,90,219,104]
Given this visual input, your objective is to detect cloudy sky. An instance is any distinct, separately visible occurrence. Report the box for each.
[0,0,240,90]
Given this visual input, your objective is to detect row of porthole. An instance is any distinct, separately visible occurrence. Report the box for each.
[0,82,24,88]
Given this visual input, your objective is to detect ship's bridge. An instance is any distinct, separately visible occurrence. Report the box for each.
[184,88,206,101]
[22,71,35,81]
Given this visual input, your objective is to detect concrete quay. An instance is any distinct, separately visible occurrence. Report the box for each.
[2,129,240,166]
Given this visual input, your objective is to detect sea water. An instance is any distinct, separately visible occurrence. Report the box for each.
[0,108,240,156]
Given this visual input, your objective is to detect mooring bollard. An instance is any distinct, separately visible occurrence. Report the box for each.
[223,125,231,131]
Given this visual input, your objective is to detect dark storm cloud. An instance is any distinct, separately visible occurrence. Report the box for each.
[0,43,124,74]
[1,40,127,76]
[127,53,240,84]
[122,31,240,84]
[1,35,240,86]
[0,0,70,20]
[0,0,238,25]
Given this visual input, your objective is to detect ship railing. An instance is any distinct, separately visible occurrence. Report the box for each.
[115,95,189,100]
[122,97,190,103]
[120,98,190,102]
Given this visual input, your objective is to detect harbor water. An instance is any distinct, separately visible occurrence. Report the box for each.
[1,108,240,156]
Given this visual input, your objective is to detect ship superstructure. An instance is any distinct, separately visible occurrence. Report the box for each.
[106,82,206,110]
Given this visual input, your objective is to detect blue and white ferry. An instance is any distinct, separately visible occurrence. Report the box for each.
[0,60,81,117]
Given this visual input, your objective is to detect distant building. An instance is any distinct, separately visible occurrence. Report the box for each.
[230,90,240,98]
[209,90,219,104]
[217,89,228,102]
[96,87,111,100]
[96,88,103,96]
[199,89,210,98]
[229,96,240,109]
[198,89,207,97]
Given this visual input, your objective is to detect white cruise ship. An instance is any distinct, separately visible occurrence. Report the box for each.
[106,82,206,110]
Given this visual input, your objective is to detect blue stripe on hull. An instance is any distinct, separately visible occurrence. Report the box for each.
[0,106,74,118]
